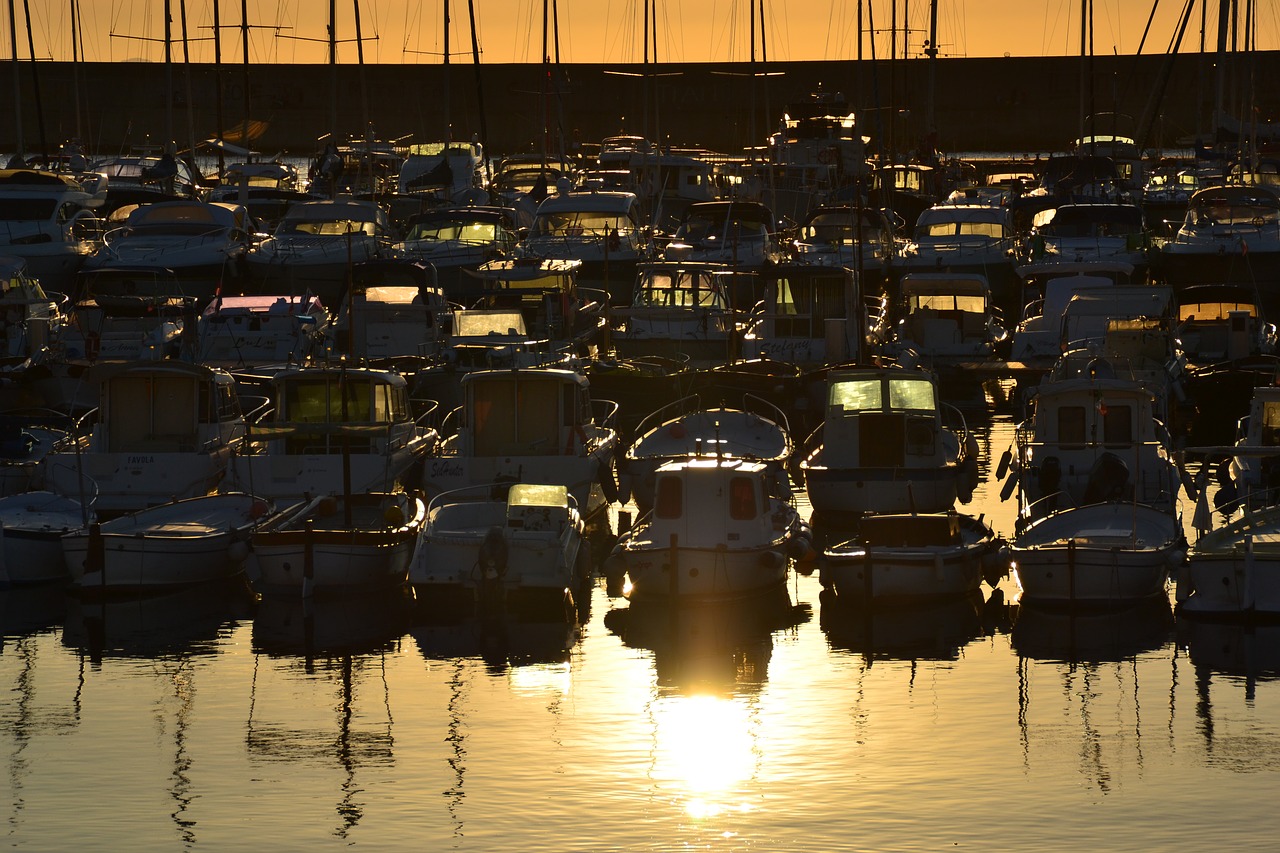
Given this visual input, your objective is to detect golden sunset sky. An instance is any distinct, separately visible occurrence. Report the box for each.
[11,0,1277,65]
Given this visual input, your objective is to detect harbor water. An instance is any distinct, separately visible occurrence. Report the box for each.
[1,412,1276,852]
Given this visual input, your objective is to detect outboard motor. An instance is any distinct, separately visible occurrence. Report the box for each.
[1083,452,1130,504]
[1037,456,1062,497]
[476,526,510,615]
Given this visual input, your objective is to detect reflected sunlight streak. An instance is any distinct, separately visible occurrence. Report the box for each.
[652,694,757,818]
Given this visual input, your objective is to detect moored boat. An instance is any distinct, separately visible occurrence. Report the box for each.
[251,490,426,595]
[61,492,269,593]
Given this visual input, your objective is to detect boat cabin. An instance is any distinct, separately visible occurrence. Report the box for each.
[198,293,330,367]
[860,512,962,548]
[1177,284,1275,362]
[264,365,418,456]
[897,273,1002,357]
[94,360,243,454]
[741,264,874,365]
[821,368,949,469]
[457,368,599,459]
[0,256,63,357]
[462,257,601,349]
[648,457,779,549]
[334,259,450,359]
[1060,285,1173,350]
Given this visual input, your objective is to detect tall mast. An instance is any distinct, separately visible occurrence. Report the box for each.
[329,0,337,135]
[70,0,81,142]
[466,0,490,183]
[240,0,251,140]
[180,0,198,167]
[213,0,224,175]
[20,0,46,162]
[926,0,938,139]
[443,0,451,139]
[8,0,23,160]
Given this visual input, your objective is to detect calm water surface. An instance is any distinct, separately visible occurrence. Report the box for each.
[1,414,1277,851]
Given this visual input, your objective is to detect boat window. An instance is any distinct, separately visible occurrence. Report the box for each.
[1262,402,1280,446]
[888,378,936,411]
[911,293,986,313]
[830,377,882,412]
[1057,406,1087,445]
[655,475,682,519]
[729,476,757,520]
[1102,405,1132,445]
[216,383,241,422]
[0,198,58,221]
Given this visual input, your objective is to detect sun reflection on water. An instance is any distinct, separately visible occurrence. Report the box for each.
[650,693,758,819]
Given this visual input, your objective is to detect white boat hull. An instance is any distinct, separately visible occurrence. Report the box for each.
[620,540,789,601]
[252,493,424,593]
[804,465,961,515]
[822,543,1003,602]
[0,492,86,585]
[1012,503,1183,604]
[1179,552,1280,616]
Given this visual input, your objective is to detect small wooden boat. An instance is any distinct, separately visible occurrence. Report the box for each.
[820,512,1008,603]
[1011,502,1185,605]
[62,492,270,593]
[409,482,589,613]
[0,491,87,585]
[251,491,426,595]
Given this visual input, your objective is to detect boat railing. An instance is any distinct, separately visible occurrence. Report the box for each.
[590,398,621,441]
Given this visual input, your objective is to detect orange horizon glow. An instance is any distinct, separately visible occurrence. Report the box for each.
[10,1,1277,66]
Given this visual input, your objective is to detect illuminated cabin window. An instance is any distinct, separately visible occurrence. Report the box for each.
[729,476,757,520]
[655,476,682,519]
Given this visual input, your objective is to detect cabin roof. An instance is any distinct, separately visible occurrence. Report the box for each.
[534,190,639,215]
[901,273,990,295]
[125,200,248,228]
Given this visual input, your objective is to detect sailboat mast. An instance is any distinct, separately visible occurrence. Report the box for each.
[70,0,81,142]
[240,0,251,145]
[7,0,23,160]
[213,0,225,176]
[443,0,451,139]
[20,0,46,162]
[180,0,199,170]
[328,0,337,135]
[466,0,490,184]
[926,0,937,138]
[1214,0,1229,145]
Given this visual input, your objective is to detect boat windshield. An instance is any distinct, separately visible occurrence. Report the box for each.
[829,377,882,412]
[406,219,498,244]
[909,292,987,313]
[531,212,627,238]
[888,377,937,410]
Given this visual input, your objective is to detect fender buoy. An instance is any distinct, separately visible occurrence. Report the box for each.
[599,459,620,504]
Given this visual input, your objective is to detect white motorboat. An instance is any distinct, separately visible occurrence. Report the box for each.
[1025,201,1152,277]
[1009,262,1125,364]
[998,371,1182,524]
[1179,504,1280,617]
[898,202,1018,300]
[244,198,391,306]
[0,169,100,292]
[58,267,190,362]
[739,262,885,368]
[1227,386,1280,510]
[622,392,793,514]
[392,205,519,290]
[0,256,67,360]
[801,365,978,516]
[0,491,87,584]
[82,200,255,305]
[226,363,439,503]
[889,272,1008,365]
[0,418,77,496]
[251,490,426,595]
[422,366,620,519]
[42,360,247,514]
[1011,501,1184,605]
[819,511,1008,603]
[662,200,781,272]
[409,482,590,611]
[332,258,451,360]
[606,455,812,602]
[1175,283,1276,364]
[397,141,488,202]
[61,492,269,592]
[784,204,898,291]
[196,293,331,369]
[610,261,745,367]
[1152,185,1280,306]
[516,189,649,304]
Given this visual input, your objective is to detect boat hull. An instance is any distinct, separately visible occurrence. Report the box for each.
[620,541,789,602]
[803,465,961,515]
[1179,553,1280,617]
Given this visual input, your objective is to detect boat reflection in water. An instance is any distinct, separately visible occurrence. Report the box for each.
[603,586,809,693]
[0,583,68,641]
[60,577,256,661]
[251,586,415,659]
[819,588,988,662]
[1009,596,1175,663]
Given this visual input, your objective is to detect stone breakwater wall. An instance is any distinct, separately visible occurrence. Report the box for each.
[6,52,1276,158]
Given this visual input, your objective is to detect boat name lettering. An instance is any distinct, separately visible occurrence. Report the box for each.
[127,456,155,464]
[429,460,465,478]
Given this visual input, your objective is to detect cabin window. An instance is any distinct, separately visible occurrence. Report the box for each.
[1057,406,1087,445]
[1262,402,1280,446]
[888,379,936,411]
[1102,405,1132,445]
[830,378,882,412]
[655,475,682,519]
[215,383,241,422]
[729,477,757,520]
